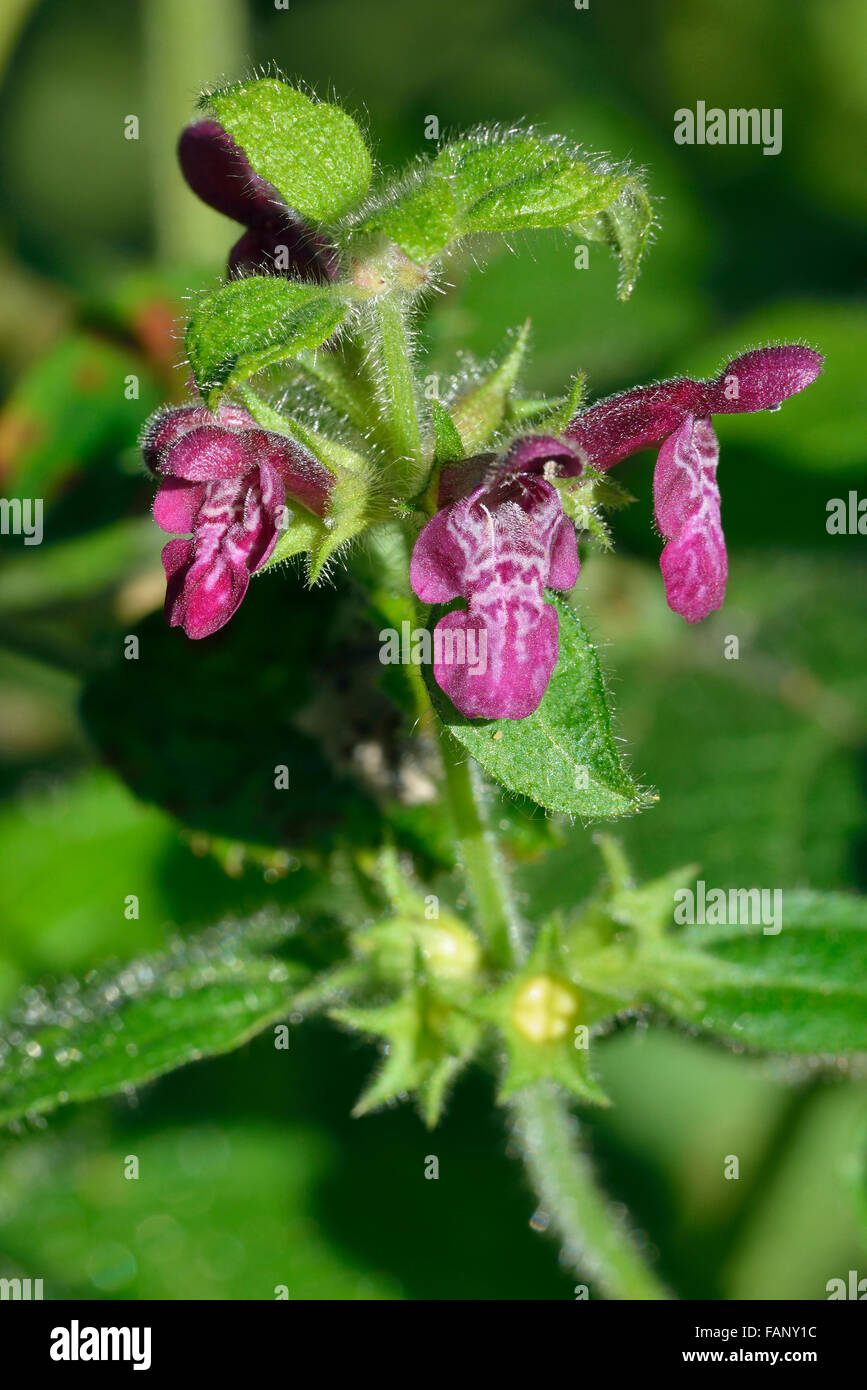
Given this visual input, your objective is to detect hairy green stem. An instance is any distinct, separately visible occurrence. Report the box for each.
[510,1083,671,1300]
[367,295,426,493]
[436,705,668,1300]
[438,729,523,970]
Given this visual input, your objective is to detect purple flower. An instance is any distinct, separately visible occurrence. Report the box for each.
[178,120,339,282]
[566,345,823,623]
[410,436,582,720]
[143,404,334,639]
[411,345,822,721]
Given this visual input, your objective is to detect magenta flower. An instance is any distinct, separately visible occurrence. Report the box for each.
[411,436,582,720]
[178,120,338,282]
[412,345,822,721]
[566,344,823,623]
[143,404,334,639]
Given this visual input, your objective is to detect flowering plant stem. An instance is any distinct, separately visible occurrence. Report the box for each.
[509,1084,671,1300]
[437,712,669,1298]
[438,731,523,970]
[367,294,426,492]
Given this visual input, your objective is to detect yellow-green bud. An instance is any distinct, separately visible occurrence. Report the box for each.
[417,922,482,983]
[512,974,580,1044]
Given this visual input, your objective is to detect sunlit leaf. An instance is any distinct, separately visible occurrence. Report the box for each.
[427,595,655,818]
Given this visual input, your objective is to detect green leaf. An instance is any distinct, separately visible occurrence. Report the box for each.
[186,277,350,408]
[426,594,655,819]
[549,552,867,903]
[357,173,458,267]
[551,464,635,551]
[651,891,867,1054]
[437,132,617,235]
[430,400,465,464]
[0,1120,403,1298]
[572,175,655,300]
[449,322,530,451]
[203,77,371,221]
[537,370,588,435]
[332,980,482,1127]
[0,919,303,1127]
[0,768,283,989]
[348,131,652,276]
[80,576,398,856]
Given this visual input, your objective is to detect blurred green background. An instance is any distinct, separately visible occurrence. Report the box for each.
[0,0,865,1299]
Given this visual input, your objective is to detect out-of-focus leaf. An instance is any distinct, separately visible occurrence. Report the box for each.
[0,768,320,990]
[0,1120,401,1298]
[81,576,417,855]
[517,552,867,919]
[651,891,867,1054]
[0,519,162,612]
[0,334,160,501]
[449,322,529,450]
[0,919,304,1127]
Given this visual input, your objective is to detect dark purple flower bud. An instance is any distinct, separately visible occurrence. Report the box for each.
[143,403,334,639]
[178,119,274,224]
[178,120,339,283]
[411,459,579,721]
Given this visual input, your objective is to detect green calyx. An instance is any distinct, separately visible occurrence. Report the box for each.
[239,387,378,583]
